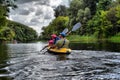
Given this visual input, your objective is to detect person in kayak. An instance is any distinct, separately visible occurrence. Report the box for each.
[52,32,69,49]
[51,34,60,44]
[40,34,59,51]
[40,40,54,51]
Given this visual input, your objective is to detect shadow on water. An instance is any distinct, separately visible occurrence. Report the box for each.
[0,44,12,80]
[0,45,9,64]
[70,41,120,52]
[54,54,69,61]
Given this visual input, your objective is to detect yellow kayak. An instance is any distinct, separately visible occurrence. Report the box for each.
[47,47,71,54]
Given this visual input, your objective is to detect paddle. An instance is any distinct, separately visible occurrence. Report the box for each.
[40,45,48,52]
[62,28,68,34]
[40,48,48,54]
[40,22,81,54]
[67,22,81,35]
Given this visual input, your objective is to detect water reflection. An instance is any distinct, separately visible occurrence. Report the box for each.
[0,44,9,64]
[0,44,12,80]
[70,41,120,52]
[56,54,69,61]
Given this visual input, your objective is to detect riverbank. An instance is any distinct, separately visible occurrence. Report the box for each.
[3,35,120,44]
[108,36,120,43]
[67,35,97,43]
[67,35,120,43]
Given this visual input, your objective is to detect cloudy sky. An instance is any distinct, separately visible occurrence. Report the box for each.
[9,0,70,34]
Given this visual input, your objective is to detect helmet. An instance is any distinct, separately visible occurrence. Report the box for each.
[51,34,57,38]
[49,40,53,44]
[60,32,66,37]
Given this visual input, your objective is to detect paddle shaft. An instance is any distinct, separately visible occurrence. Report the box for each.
[40,45,48,52]
[66,31,71,35]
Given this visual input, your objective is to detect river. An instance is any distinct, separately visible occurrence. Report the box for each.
[0,42,120,80]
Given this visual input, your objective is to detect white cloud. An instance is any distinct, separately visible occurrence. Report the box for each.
[49,0,62,8]
[9,0,70,34]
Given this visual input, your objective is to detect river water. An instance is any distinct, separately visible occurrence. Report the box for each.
[0,42,120,80]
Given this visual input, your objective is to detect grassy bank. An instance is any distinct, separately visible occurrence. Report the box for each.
[108,36,120,43]
[67,35,120,43]
[67,35,97,43]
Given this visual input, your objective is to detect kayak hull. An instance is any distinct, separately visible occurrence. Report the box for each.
[47,47,71,54]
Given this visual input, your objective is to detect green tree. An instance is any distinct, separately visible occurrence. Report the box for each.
[0,0,17,16]
[86,0,114,38]
[87,0,120,38]
[83,0,98,16]
[41,16,69,40]
[0,5,15,42]
[41,0,120,39]
[0,27,15,41]
[0,0,17,42]
[69,0,94,35]
[69,0,84,26]
[0,5,7,27]
[97,0,112,11]
[7,21,38,42]
[95,11,112,38]
[76,7,91,34]
[54,5,68,18]
[106,5,120,35]
[69,0,85,18]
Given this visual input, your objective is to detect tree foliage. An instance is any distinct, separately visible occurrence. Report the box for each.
[41,16,69,40]
[87,11,113,38]
[83,0,98,15]
[0,4,14,42]
[97,0,112,11]
[41,0,120,39]
[0,27,15,41]
[0,0,17,17]
[68,0,96,35]
[87,2,120,38]
[7,21,38,42]
[0,0,37,43]
[54,5,68,18]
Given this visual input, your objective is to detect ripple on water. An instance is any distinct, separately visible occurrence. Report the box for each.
[1,43,120,80]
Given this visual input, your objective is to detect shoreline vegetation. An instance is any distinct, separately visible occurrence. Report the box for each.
[38,35,120,43]
[0,2,38,44]
[1,0,120,44]
[108,36,120,43]
[1,35,120,44]
[67,35,97,43]
[40,0,120,44]
[67,35,120,43]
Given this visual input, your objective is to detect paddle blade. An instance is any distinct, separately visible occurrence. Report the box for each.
[62,28,68,34]
[72,22,81,31]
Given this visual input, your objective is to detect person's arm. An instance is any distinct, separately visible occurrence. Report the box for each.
[40,45,48,51]
[50,40,59,49]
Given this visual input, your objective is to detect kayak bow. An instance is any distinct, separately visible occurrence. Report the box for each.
[47,47,71,54]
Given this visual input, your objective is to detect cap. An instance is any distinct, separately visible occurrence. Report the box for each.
[49,40,53,44]
[51,34,57,38]
[60,32,66,37]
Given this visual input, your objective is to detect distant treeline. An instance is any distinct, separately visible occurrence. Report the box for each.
[7,21,38,42]
[0,0,38,43]
[40,0,120,40]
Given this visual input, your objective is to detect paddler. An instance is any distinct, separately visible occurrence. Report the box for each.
[51,32,69,49]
